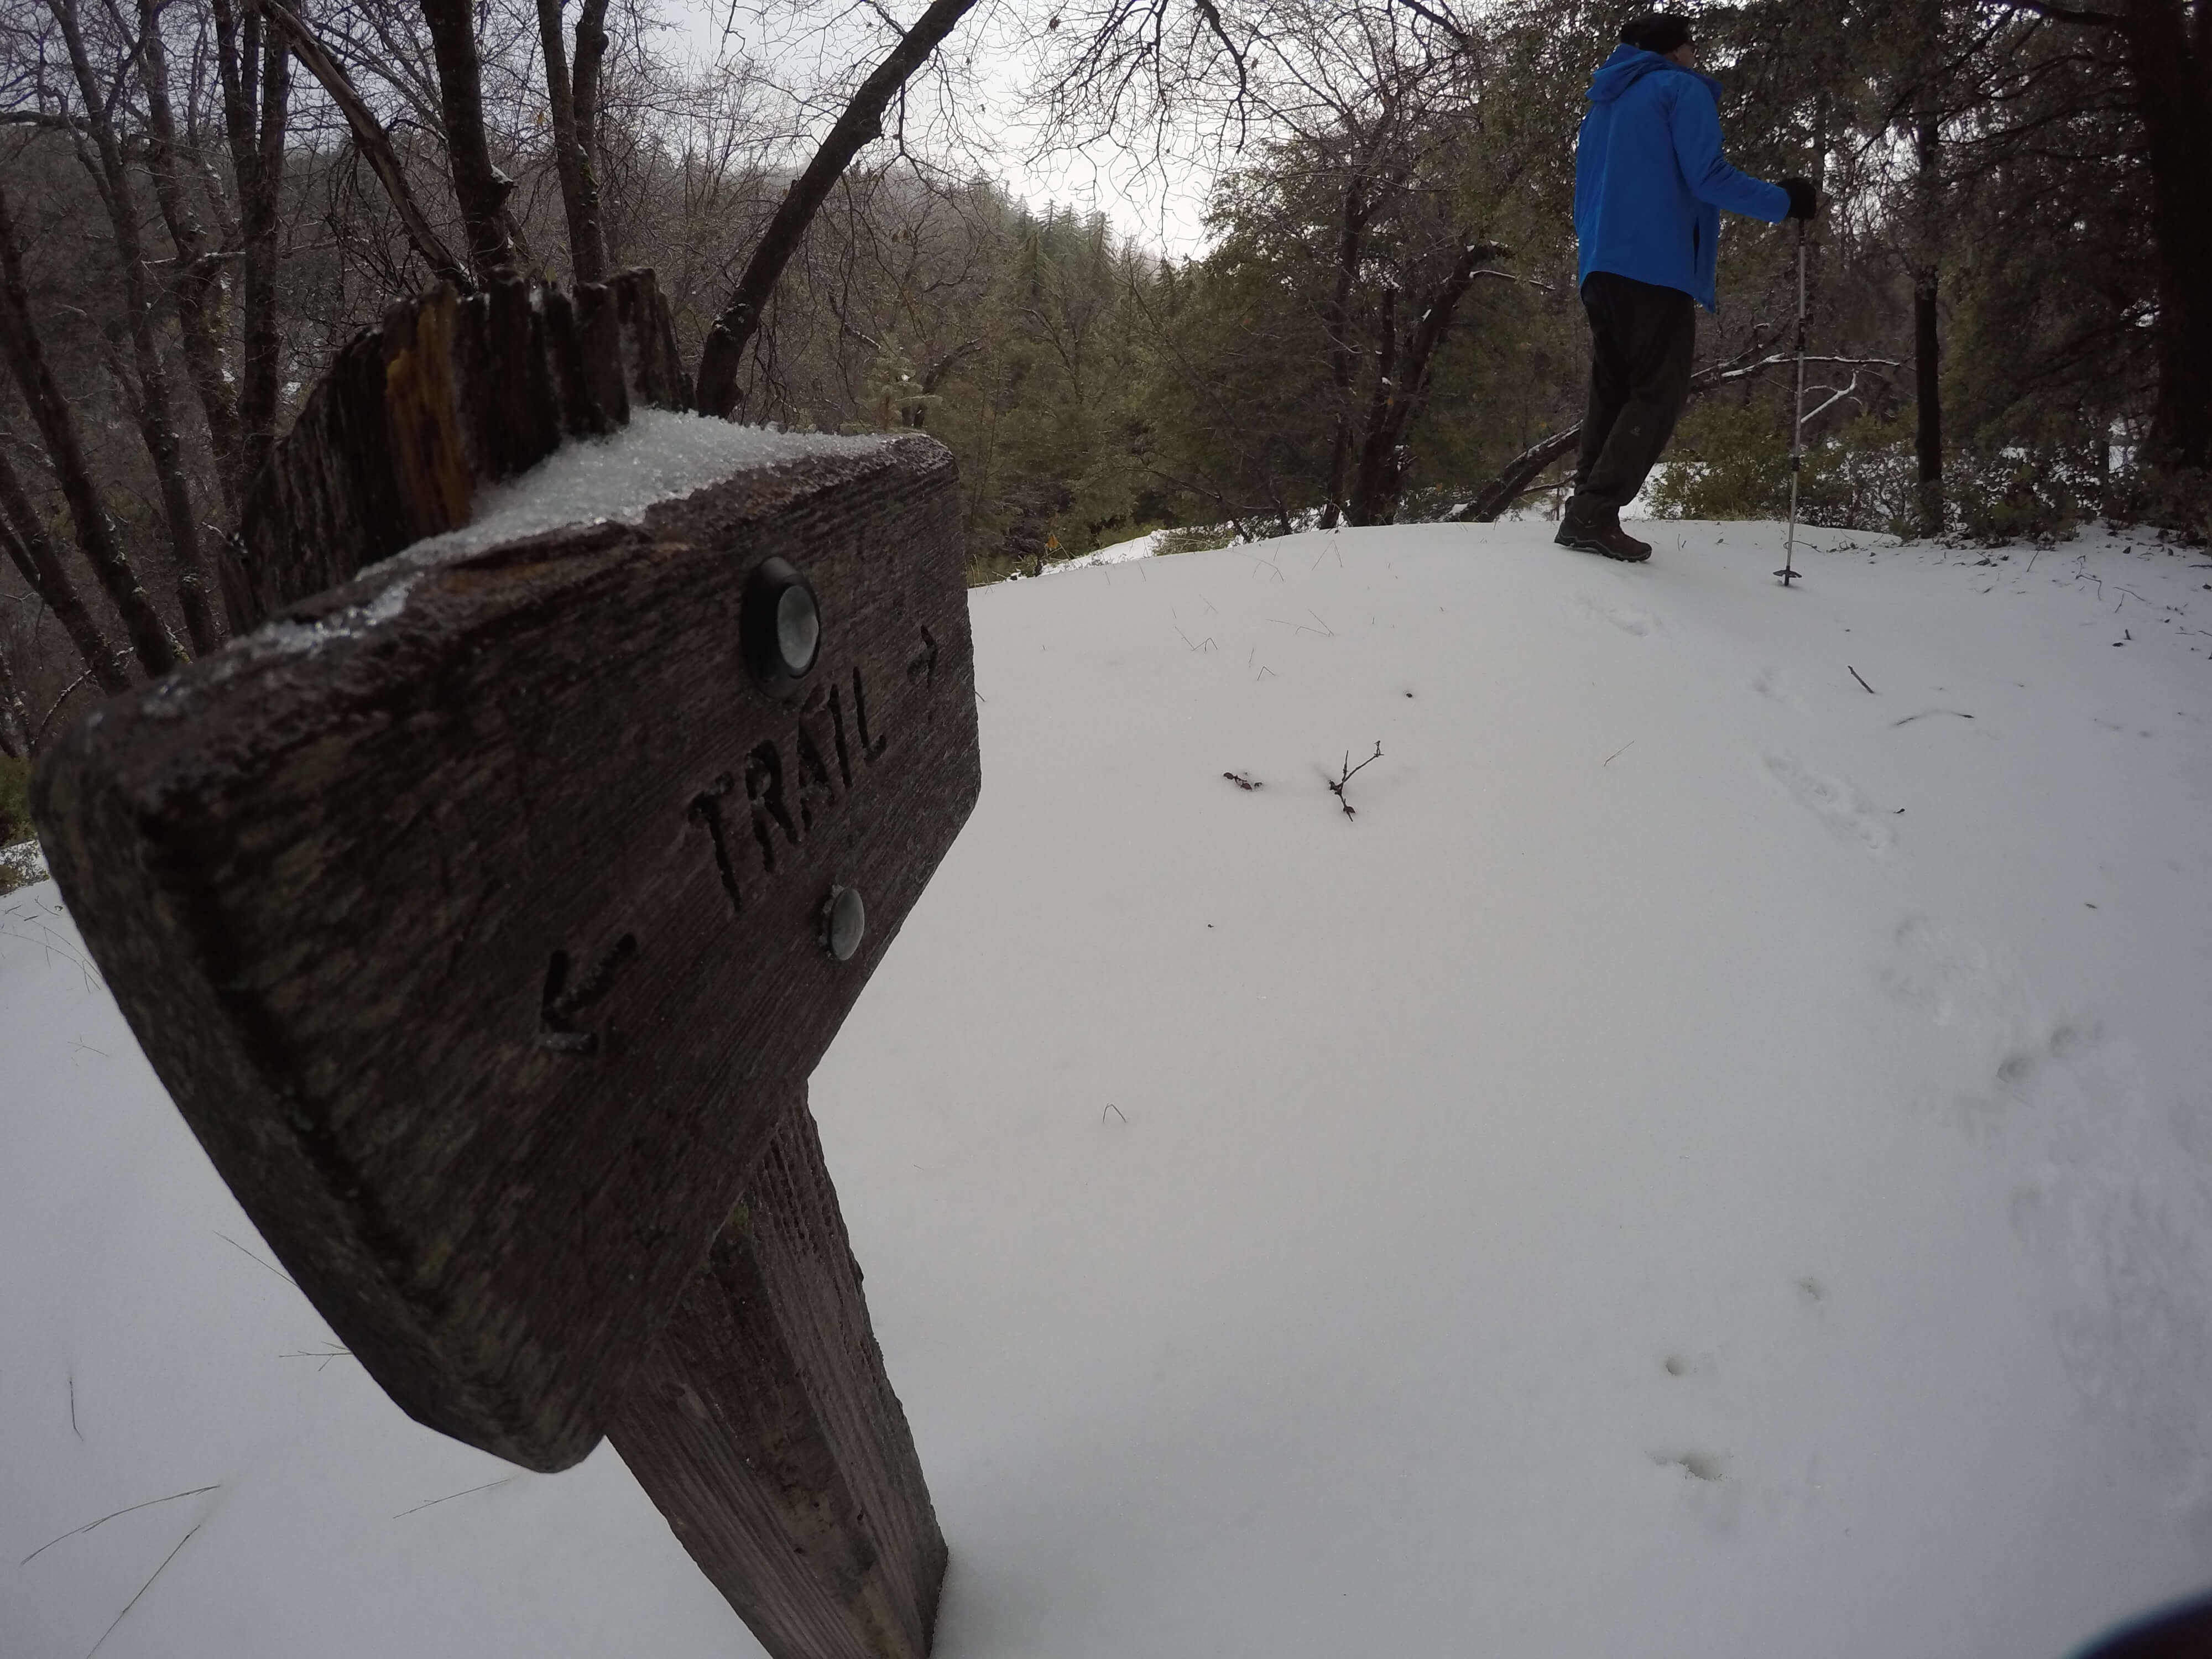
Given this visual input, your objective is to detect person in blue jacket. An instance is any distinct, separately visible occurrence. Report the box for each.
[1557,12,1817,562]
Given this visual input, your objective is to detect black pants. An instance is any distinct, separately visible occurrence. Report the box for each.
[1571,271,1697,512]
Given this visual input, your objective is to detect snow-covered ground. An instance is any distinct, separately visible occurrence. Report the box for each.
[7,518,2212,1659]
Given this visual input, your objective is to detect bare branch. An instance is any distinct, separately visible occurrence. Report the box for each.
[264,0,468,288]
[695,0,985,418]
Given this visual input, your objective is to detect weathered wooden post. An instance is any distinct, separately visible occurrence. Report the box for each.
[30,273,975,1659]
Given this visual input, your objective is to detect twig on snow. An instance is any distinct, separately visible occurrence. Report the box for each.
[279,1343,353,1371]
[1849,666,1877,694]
[393,1477,519,1519]
[22,1485,220,1566]
[1102,1103,1128,1125]
[1603,739,1637,766]
[216,1231,295,1287]
[1328,743,1384,820]
[1222,771,1261,790]
[85,1520,205,1657]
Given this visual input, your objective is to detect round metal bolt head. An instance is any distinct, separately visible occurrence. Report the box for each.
[776,583,820,676]
[742,557,821,695]
[824,886,865,962]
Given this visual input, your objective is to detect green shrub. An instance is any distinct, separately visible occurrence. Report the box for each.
[0,755,39,895]
[1648,403,1915,533]
[1156,526,1234,555]
[1944,446,2099,543]
[2116,466,2212,546]
[0,753,28,846]
[1650,398,2126,543]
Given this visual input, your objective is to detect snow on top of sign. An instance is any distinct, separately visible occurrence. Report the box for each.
[220,411,892,670]
[228,573,423,669]
[395,409,892,569]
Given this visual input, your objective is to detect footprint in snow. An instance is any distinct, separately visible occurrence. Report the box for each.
[1652,1450,1726,1482]
[1573,592,1662,637]
[1761,755,1894,852]
[1749,667,1804,708]
[1883,915,2212,1515]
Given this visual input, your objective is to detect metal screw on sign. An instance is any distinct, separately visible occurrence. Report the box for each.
[823,886,866,961]
[745,557,822,694]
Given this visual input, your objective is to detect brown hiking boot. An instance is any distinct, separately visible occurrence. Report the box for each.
[1554,499,1652,562]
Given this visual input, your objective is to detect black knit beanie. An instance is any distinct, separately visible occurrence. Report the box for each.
[1620,12,1695,54]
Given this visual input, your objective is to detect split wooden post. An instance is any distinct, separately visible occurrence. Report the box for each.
[614,1092,947,1659]
[31,276,977,1659]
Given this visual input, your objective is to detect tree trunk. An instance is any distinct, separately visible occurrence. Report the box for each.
[0,179,182,679]
[1912,111,1943,537]
[536,0,611,283]
[215,0,292,499]
[138,0,246,525]
[51,0,220,653]
[2124,0,2212,473]
[2020,0,2212,474]
[0,441,128,693]
[1316,186,1367,532]
[1347,285,1401,525]
[420,0,519,281]
[1347,246,1503,526]
[695,0,984,418]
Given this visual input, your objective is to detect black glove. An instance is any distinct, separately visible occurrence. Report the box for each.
[1781,178,1818,221]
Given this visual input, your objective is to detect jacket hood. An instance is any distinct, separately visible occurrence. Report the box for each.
[1587,42,1722,105]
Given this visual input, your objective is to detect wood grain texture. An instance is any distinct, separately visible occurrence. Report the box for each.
[225,269,687,633]
[33,433,979,1472]
[614,1090,948,1659]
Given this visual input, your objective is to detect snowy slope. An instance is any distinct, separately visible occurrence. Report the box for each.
[7,519,2212,1659]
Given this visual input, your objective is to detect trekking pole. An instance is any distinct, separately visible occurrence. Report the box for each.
[1775,216,1809,587]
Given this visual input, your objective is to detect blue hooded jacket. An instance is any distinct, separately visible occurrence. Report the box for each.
[1574,45,1788,311]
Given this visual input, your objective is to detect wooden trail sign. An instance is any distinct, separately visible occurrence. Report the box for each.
[32,276,977,1658]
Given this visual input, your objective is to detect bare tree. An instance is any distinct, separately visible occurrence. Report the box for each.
[212,0,291,497]
[265,0,468,287]
[137,0,246,522]
[694,0,987,417]
[418,0,518,280]
[535,0,610,281]
[2005,0,2211,475]
[0,438,127,691]
[49,0,221,650]
[0,175,182,677]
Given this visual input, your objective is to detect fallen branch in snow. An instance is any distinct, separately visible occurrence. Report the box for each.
[1892,709,1974,727]
[1328,743,1384,820]
[216,1230,295,1287]
[393,1477,520,1519]
[279,1343,354,1371]
[1223,771,1262,790]
[1849,666,1877,694]
[85,1519,204,1657]
[21,1484,220,1566]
